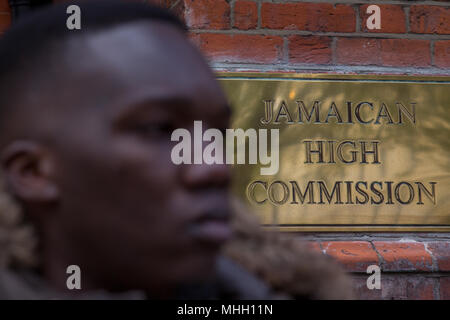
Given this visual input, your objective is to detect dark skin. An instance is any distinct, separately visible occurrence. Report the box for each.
[0,21,232,298]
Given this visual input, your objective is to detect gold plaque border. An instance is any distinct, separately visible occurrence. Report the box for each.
[217,72,450,83]
[218,72,450,232]
[264,226,450,232]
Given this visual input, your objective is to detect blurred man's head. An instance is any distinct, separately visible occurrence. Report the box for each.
[0,0,231,297]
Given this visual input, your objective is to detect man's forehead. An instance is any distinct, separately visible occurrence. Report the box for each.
[56,21,228,120]
[64,21,209,83]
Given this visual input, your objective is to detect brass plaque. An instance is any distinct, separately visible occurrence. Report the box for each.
[218,73,450,232]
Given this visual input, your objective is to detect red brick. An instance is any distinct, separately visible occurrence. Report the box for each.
[261,3,355,32]
[184,0,230,30]
[405,277,435,300]
[322,241,379,272]
[351,275,382,300]
[374,242,433,272]
[434,41,450,68]
[380,39,431,67]
[234,1,258,30]
[410,5,450,35]
[261,2,306,30]
[354,274,436,300]
[336,38,380,65]
[0,0,9,12]
[289,36,332,64]
[360,4,406,34]
[441,277,450,300]
[0,13,10,33]
[382,275,435,300]
[427,242,450,271]
[191,33,283,64]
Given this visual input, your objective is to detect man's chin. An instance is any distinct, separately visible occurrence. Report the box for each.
[177,252,220,283]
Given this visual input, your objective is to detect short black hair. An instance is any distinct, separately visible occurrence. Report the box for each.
[0,0,186,131]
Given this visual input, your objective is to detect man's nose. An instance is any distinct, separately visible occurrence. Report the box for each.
[181,162,231,190]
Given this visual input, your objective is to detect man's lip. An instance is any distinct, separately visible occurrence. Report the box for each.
[187,219,232,245]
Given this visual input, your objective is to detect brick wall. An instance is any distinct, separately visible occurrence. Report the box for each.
[185,0,450,74]
[0,0,11,33]
[305,237,450,299]
[1,0,450,299]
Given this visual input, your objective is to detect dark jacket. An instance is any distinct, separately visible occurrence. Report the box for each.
[0,256,284,300]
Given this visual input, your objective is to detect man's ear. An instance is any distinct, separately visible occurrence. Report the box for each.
[1,141,59,203]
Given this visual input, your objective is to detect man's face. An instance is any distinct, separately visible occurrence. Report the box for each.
[27,22,232,292]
